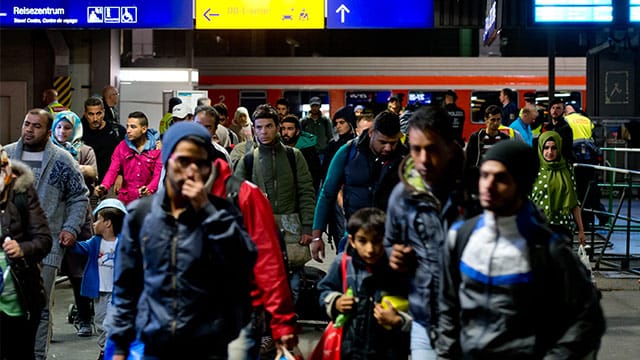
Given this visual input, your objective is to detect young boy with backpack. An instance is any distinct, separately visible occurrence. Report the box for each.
[317,208,410,359]
[70,198,127,360]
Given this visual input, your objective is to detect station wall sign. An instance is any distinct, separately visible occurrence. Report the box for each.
[533,0,613,23]
[326,0,433,29]
[0,0,192,28]
[195,0,324,29]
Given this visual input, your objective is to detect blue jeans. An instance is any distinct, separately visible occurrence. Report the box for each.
[227,309,265,360]
[411,321,437,359]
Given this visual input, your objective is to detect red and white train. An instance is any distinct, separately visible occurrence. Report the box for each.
[196,56,586,141]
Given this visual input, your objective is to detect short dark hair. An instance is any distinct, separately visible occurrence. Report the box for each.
[407,106,456,144]
[373,111,400,137]
[128,111,148,127]
[501,88,514,100]
[276,98,289,107]
[280,114,301,130]
[213,103,228,117]
[98,207,126,235]
[347,207,386,240]
[194,105,220,125]
[252,104,279,125]
[485,105,501,118]
[84,97,104,110]
[27,108,53,130]
[549,98,565,109]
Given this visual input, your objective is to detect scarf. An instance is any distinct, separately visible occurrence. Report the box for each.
[51,111,84,160]
[531,131,578,218]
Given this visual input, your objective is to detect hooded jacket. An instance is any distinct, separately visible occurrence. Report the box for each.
[100,129,162,205]
[437,203,605,359]
[234,141,316,235]
[384,156,460,328]
[107,185,257,357]
[0,160,52,315]
[313,130,406,233]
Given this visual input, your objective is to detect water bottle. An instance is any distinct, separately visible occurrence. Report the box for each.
[334,287,353,328]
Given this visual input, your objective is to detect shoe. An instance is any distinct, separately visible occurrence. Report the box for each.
[77,322,93,337]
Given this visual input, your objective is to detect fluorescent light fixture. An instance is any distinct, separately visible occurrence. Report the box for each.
[120,68,199,83]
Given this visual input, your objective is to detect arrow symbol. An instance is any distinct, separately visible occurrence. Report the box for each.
[336,4,350,24]
[204,8,211,21]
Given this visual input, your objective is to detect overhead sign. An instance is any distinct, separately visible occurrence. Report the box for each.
[631,0,640,22]
[195,0,324,29]
[326,0,433,29]
[0,0,192,28]
[533,0,613,23]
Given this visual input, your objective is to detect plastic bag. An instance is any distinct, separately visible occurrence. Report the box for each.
[308,321,342,360]
[275,345,304,360]
[578,245,596,284]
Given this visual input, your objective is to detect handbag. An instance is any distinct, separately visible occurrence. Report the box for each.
[308,252,349,360]
[275,213,311,268]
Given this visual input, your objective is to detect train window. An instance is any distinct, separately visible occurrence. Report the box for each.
[346,90,391,115]
[470,90,518,124]
[408,91,448,107]
[534,91,582,111]
[283,91,330,119]
[239,91,267,117]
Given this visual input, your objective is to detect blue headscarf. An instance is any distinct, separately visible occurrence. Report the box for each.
[52,111,84,159]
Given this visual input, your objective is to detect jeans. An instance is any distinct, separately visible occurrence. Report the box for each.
[95,291,112,349]
[227,308,265,360]
[34,264,58,360]
[411,321,437,360]
[289,267,303,305]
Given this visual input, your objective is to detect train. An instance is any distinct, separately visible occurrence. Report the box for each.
[195,56,586,142]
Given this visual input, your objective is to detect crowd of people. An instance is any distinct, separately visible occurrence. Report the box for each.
[0,87,607,360]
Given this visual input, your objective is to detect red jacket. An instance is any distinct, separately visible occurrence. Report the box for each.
[210,159,297,340]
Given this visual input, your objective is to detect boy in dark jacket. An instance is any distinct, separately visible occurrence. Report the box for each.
[318,208,410,359]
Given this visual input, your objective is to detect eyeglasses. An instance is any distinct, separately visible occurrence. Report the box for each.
[169,154,211,169]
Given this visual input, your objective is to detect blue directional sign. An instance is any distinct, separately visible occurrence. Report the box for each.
[0,0,192,29]
[327,0,433,29]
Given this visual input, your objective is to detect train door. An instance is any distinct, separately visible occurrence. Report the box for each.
[283,91,330,119]
[239,91,268,118]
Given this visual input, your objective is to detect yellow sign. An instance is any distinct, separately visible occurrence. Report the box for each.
[196,0,324,29]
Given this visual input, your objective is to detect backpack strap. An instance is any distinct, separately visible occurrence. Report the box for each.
[340,251,349,293]
[225,175,244,209]
[242,149,255,183]
[452,215,482,284]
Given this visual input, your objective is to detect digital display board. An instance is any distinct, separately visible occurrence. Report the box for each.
[631,0,640,22]
[326,0,433,29]
[195,0,324,29]
[534,0,613,23]
[0,0,192,28]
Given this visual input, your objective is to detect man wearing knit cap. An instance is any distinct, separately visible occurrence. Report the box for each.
[437,140,605,359]
[106,122,257,360]
[312,110,407,259]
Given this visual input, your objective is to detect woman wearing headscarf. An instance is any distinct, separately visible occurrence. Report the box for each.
[51,110,97,336]
[531,130,585,245]
[229,106,253,143]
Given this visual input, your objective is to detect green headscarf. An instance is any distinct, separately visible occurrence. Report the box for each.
[531,131,579,223]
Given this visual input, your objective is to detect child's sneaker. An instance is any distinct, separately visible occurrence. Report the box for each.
[77,321,93,337]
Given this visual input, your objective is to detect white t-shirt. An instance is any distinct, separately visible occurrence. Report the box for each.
[98,238,117,292]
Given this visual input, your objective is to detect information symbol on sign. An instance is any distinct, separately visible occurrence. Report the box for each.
[87,7,103,23]
[121,7,137,23]
[104,7,120,23]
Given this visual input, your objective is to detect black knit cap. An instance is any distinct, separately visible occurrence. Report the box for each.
[373,111,400,137]
[482,140,539,195]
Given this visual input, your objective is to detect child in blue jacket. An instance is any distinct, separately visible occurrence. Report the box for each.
[317,208,411,359]
[71,198,127,359]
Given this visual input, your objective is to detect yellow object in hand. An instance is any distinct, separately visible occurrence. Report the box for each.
[380,296,409,312]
